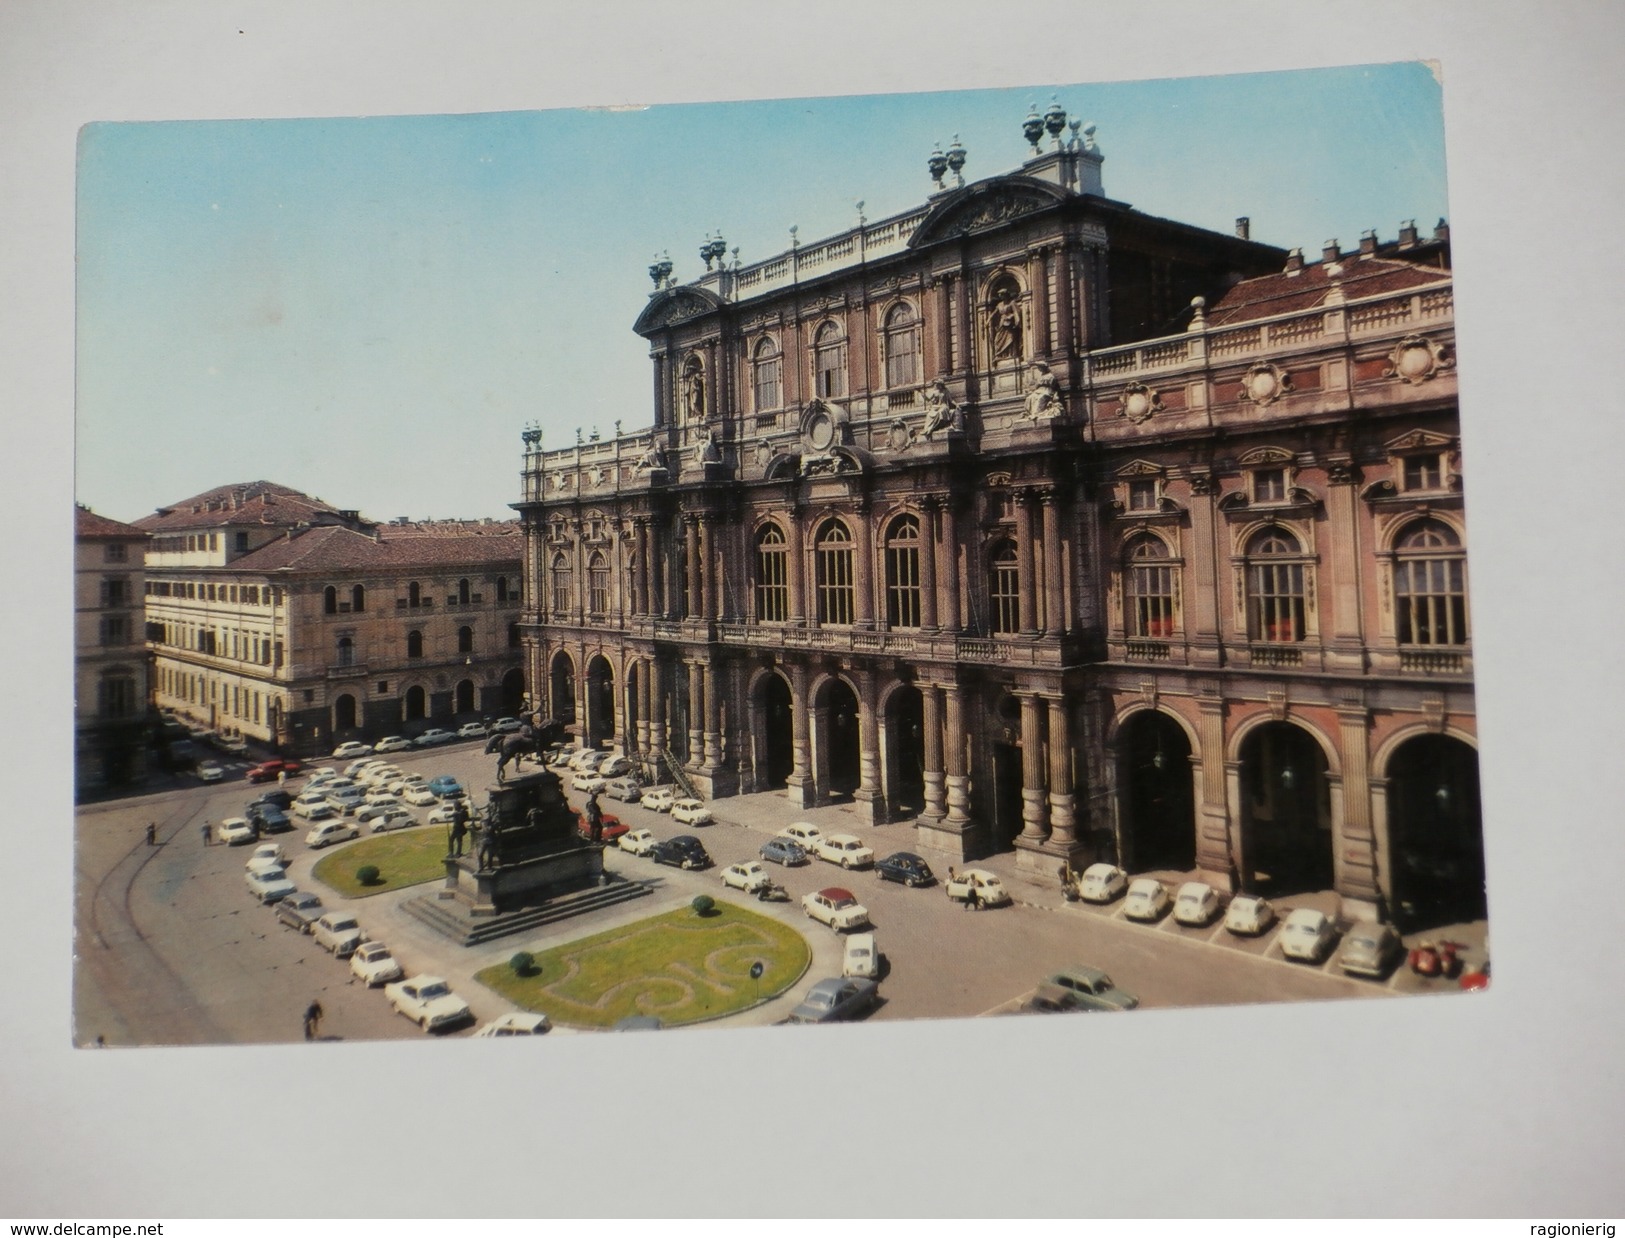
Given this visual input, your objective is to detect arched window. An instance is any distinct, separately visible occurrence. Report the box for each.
[814,321,847,399]
[495,575,510,603]
[814,519,855,626]
[752,337,782,412]
[407,630,424,659]
[323,585,337,614]
[458,578,471,605]
[884,303,920,390]
[408,581,422,608]
[458,625,474,654]
[336,635,355,666]
[550,553,571,614]
[1394,519,1468,646]
[1246,527,1307,643]
[351,584,365,613]
[508,622,521,648]
[885,514,921,629]
[755,524,789,622]
[1124,534,1176,639]
[587,552,609,615]
[989,539,1020,635]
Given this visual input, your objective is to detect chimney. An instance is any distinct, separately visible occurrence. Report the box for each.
[1283,247,1304,275]
[1359,229,1379,257]
[1235,216,1250,240]
[1398,219,1419,248]
[1322,240,1340,264]
[1433,218,1450,242]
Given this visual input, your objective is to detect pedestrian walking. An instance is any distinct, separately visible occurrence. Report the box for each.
[304,999,324,1041]
[145,822,157,846]
[201,820,212,846]
[277,769,287,787]
[968,882,982,912]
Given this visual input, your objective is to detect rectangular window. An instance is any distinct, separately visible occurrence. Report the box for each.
[1128,565,1176,638]
[815,547,854,626]
[588,565,610,615]
[756,542,788,622]
[1248,563,1305,642]
[1127,480,1158,512]
[1396,558,1468,645]
[885,328,919,390]
[104,543,127,563]
[885,544,921,629]
[754,354,782,411]
[1402,454,1445,491]
[100,614,130,645]
[101,578,129,608]
[1254,469,1286,503]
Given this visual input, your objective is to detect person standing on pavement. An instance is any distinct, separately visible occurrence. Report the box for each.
[145,822,157,846]
[304,999,324,1041]
[277,768,287,787]
[585,791,603,843]
[201,820,212,846]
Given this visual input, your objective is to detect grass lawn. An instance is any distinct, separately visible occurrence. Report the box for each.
[476,901,811,1029]
[311,826,447,898]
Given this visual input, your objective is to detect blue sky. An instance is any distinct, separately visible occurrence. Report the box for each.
[75,61,1447,525]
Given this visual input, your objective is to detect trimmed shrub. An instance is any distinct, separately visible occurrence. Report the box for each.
[510,951,536,977]
[690,894,715,917]
[356,865,381,886]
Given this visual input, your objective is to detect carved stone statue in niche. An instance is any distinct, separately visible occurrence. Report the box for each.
[989,288,1023,362]
[695,424,721,464]
[682,365,706,422]
[1022,361,1060,420]
[920,378,963,439]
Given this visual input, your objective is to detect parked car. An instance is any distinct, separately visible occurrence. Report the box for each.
[245,842,286,870]
[332,741,373,759]
[362,806,418,834]
[572,771,609,795]
[246,759,302,784]
[385,975,472,1032]
[276,891,325,932]
[1224,894,1277,937]
[652,835,711,870]
[305,820,359,849]
[944,868,1010,908]
[1044,966,1140,1011]
[1459,960,1491,992]
[247,804,292,835]
[1124,878,1171,922]
[324,788,366,816]
[1173,881,1222,927]
[350,941,404,987]
[217,817,258,846]
[802,886,870,931]
[373,736,414,754]
[414,728,456,747]
[197,761,227,784]
[777,823,824,854]
[357,765,400,788]
[786,977,879,1024]
[1280,908,1338,962]
[401,785,438,807]
[670,798,713,827]
[490,716,524,734]
[759,837,808,867]
[291,795,336,823]
[1338,921,1403,978]
[1078,863,1128,904]
[568,747,607,772]
[841,931,880,979]
[312,912,368,957]
[721,861,772,894]
[603,776,643,803]
[639,787,676,813]
[428,799,472,826]
[474,1012,552,1037]
[250,789,295,812]
[216,735,249,757]
[245,868,297,904]
[1020,983,1101,1014]
[812,833,873,869]
[595,755,633,779]
[618,828,659,857]
[342,758,382,779]
[575,813,629,844]
[386,774,426,796]
[427,775,464,799]
[363,790,402,810]
[455,722,489,740]
[244,854,286,879]
[875,852,934,887]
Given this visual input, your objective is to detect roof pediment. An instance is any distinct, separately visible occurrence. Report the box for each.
[908,176,1071,249]
[633,285,727,336]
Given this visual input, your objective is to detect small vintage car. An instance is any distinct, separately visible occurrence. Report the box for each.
[802,886,870,932]
[944,868,1011,908]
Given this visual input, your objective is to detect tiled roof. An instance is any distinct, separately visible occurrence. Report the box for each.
[1207,254,1450,327]
[76,505,150,540]
[231,522,522,574]
[134,481,354,532]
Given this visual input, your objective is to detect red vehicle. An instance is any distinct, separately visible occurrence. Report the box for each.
[246,759,304,784]
[575,813,629,844]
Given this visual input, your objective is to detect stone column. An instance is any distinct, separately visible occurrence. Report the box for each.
[854,667,881,823]
[918,497,939,632]
[786,662,812,807]
[852,506,875,629]
[633,519,649,616]
[938,499,962,633]
[943,681,970,826]
[571,521,586,625]
[1015,489,1039,637]
[1194,697,1237,888]
[685,515,702,620]
[652,518,669,619]
[702,661,722,770]
[685,661,704,768]
[1186,475,1223,667]
[650,658,667,754]
[1335,706,1381,918]
[1041,488,1066,636]
[636,657,652,753]
[1325,465,1366,672]
[787,505,806,625]
[920,682,945,823]
[1055,243,1077,359]
[699,516,717,621]
[1019,692,1050,841]
[1046,695,1078,847]
[809,706,830,804]
[1032,246,1052,356]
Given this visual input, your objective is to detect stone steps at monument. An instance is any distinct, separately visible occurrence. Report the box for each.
[401,876,653,946]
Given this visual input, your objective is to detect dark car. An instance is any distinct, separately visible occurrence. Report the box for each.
[251,789,295,812]
[875,851,935,887]
[758,837,808,867]
[786,977,879,1025]
[247,803,292,834]
[275,891,325,933]
[652,835,711,870]
[246,758,303,784]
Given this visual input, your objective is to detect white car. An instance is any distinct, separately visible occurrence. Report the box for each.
[1223,894,1277,937]
[812,833,873,869]
[640,787,676,812]
[197,761,226,784]
[362,790,402,810]
[385,975,472,1032]
[778,823,824,853]
[596,755,633,779]
[332,741,373,759]
[944,868,1011,908]
[618,828,659,857]
[603,776,643,803]
[568,748,607,771]
[427,799,472,826]
[245,855,286,878]
[325,788,366,816]
[1174,881,1222,927]
[358,766,400,788]
[401,785,438,807]
[312,911,368,957]
[490,717,524,734]
[291,794,336,822]
[245,868,297,904]
[349,941,404,987]
[1078,863,1128,904]
[217,817,258,846]
[842,931,880,979]
[1279,908,1338,962]
[572,771,609,794]
[306,820,359,849]
[473,1012,551,1037]
[670,798,713,827]
[456,722,489,740]
[1124,877,1170,922]
[362,806,418,834]
[802,886,871,932]
[720,861,772,893]
[245,842,287,870]
[387,774,427,795]
[373,736,414,754]
[343,758,382,779]
[414,728,456,747]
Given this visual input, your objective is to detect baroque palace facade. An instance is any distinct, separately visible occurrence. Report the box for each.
[137,482,526,757]
[515,112,1479,929]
